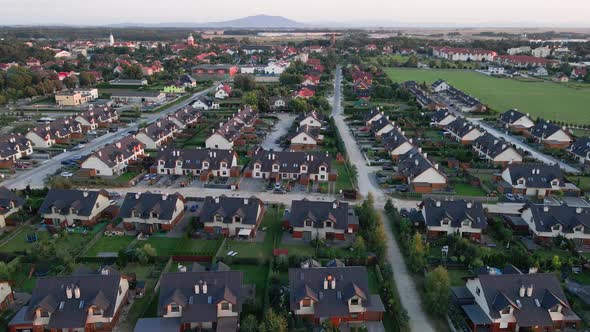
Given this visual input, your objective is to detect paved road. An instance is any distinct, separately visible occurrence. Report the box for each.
[469,118,580,174]
[332,66,436,332]
[261,113,296,150]
[2,87,215,190]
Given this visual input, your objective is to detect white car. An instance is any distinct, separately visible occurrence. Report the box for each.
[60,171,74,177]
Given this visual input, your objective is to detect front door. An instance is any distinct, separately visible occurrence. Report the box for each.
[303,231,312,241]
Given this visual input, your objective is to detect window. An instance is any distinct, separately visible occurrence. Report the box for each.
[301,166,307,172]
[550,305,560,313]
[442,218,450,226]
[221,163,227,168]
[325,221,332,228]
[214,215,223,223]
[233,216,241,223]
[552,224,561,231]
[517,179,525,185]
[255,164,261,169]
[305,220,313,227]
[320,166,326,172]
[221,302,230,310]
[203,162,209,169]
[170,303,180,312]
[93,308,102,316]
[39,310,49,318]
[476,287,481,296]
[350,298,359,305]
[501,306,511,315]
[303,136,307,141]
[302,299,311,307]
[119,286,122,295]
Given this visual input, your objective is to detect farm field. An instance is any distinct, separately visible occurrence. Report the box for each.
[385,68,590,124]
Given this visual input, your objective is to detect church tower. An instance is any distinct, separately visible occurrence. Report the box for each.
[187,33,195,46]
[109,33,115,46]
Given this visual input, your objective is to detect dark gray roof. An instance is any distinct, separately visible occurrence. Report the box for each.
[288,267,384,318]
[422,199,487,230]
[505,164,565,189]
[446,118,479,138]
[289,125,321,142]
[286,199,358,231]
[569,137,590,159]
[86,135,144,167]
[157,270,252,323]
[134,317,181,332]
[381,129,410,152]
[477,273,572,326]
[247,149,332,174]
[0,186,24,215]
[431,109,453,123]
[363,108,382,122]
[25,270,122,328]
[118,192,184,221]
[39,189,108,216]
[199,195,263,226]
[530,120,570,140]
[0,134,31,159]
[474,132,520,159]
[525,204,590,234]
[139,119,178,141]
[156,148,236,170]
[369,117,393,135]
[500,109,529,125]
[397,149,444,181]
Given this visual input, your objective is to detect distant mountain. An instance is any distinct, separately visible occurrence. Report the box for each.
[107,15,306,29]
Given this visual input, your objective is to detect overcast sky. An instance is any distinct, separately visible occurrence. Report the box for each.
[1,0,589,27]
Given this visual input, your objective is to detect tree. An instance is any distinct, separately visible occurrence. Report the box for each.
[424,266,451,317]
[289,98,307,113]
[551,255,562,271]
[79,72,96,87]
[124,64,143,79]
[409,232,427,272]
[0,257,20,280]
[258,309,288,332]
[352,235,367,257]
[384,199,394,213]
[62,76,78,89]
[137,244,157,264]
[404,55,418,68]
[241,91,258,108]
[240,315,258,332]
[233,74,256,91]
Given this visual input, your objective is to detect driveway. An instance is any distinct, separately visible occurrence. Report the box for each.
[1,86,216,190]
[331,66,436,332]
[261,113,296,150]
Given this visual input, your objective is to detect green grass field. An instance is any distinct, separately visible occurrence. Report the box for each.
[84,235,135,256]
[385,68,590,124]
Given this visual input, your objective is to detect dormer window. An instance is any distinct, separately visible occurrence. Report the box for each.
[301,166,307,172]
[132,210,140,218]
[170,303,180,313]
[233,216,242,223]
[221,162,227,168]
[93,308,102,316]
[574,225,584,232]
[151,211,159,219]
[254,163,261,169]
[203,162,209,169]
[552,224,562,231]
[551,180,559,186]
[517,179,525,185]
[39,309,50,318]
[462,220,471,227]
[550,304,561,313]
[305,220,313,227]
[214,214,223,223]
[221,302,230,310]
[272,164,279,171]
[176,161,182,166]
[302,299,311,307]
[442,218,451,226]
[325,221,333,228]
[350,298,359,305]
[320,166,326,172]
[501,306,511,315]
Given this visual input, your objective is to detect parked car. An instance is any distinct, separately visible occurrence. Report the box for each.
[395,185,409,192]
[505,193,516,201]
[189,204,199,212]
[15,162,32,170]
[60,171,74,177]
[71,144,85,151]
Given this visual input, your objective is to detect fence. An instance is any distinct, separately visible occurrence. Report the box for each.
[422,193,498,204]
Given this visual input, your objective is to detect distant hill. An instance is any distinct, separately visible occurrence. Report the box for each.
[107,15,306,29]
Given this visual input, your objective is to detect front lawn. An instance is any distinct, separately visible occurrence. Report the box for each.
[231,264,269,305]
[333,162,355,191]
[452,183,487,197]
[447,268,471,286]
[84,235,135,256]
[116,171,141,182]
[0,226,91,255]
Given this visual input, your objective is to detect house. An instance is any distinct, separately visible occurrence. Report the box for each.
[288,266,385,326]
[7,267,129,332]
[363,109,384,126]
[109,78,148,86]
[571,67,587,79]
[507,46,532,55]
[192,64,238,81]
[192,96,219,110]
[353,98,372,109]
[0,187,24,229]
[215,84,232,99]
[179,74,197,88]
[473,133,523,165]
[369,117,395,138]
[381,130,415,160]
[432,47,497,62]
[456,271,581,332]
[80,136,145,177]
[119,192,185,233]
[496,56,558,69]
[136,119,179,150]
[110,91,166,104]
[0,281,13,311]
[532,46,551,58]
[568,137,590,165]
[75,108,119,132]
[199,195,265,237]
[205,107,258,150]
[264,61,290,75]
[553,72,569,83]
[138,268,253,331]
[245,149,336,184]
[155,148,240,181]
[397,149,447,193]
[167,107,201,130]
[499,110,535,132]
[55,90,96,106]
[421,199,487,241]
[297,111,324,128]
[26,117,83,148]
[521,203,590,244]
[284,199,359,241]
[289,125,323,151]
[431,79,451,92]
[430,109,457,128]
[0,134,33,161]
[499,164,579,197]
[293,87,315,99]
[445,118,484,144]
[530,66,549,76]
[240,64,264,74]
[269,96,290,111]
[38,189,111,227]
[529,120,572,149]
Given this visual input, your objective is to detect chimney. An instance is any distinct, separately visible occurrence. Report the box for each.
[466,202,472,209]
[115,141,122,149]
[409,138,413,143]
[324,278,328,290]
[195,284,200,294]
[331,278,336,289]
[526,284,533,297]
[333,201,338,209]
[213,151,216,158]
[202,282,207,294]
[543,206,549,212]
[423,152,427,159]
[83,189,89,198]
[436,201,441,207]
[418,147,422,153]
[74,286,80,299]
[244,198,249,205]
[215,197,219,204]
[66,286,73,299]
[135,193,140,200]
[519,284,526,297]
[434,163,439,170]
[162,193,168,200]
[576,207,583,214]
